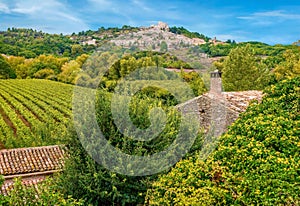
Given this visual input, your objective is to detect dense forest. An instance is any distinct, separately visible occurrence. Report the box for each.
[0,25,299,205]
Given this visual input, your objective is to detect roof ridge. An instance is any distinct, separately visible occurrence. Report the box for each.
[0,145,63,153]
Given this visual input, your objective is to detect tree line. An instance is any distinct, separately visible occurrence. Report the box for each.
[0,28,95,58]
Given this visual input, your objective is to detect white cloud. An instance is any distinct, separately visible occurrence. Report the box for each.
[216,34,239,41]
[88,0,111,5]
[87,0,153,13]
[11,0,60,14]
[238,10,300,22]
[254,10,300,19]
[2,0,88,34]
[0,2,9,13]
[86,0,114,12]
[250,34,296,45]
[131,0,153,12]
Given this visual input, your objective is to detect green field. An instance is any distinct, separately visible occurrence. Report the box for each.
[0,79,74,148]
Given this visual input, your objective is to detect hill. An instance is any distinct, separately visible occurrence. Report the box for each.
[1,22,299,71]
[0,23,210,58]
[0,23,215,70]
[0,79,74,148]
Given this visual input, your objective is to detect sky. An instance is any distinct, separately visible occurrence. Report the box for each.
[0,0,300,45]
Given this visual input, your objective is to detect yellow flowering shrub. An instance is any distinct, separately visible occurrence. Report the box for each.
[146,77,300,205]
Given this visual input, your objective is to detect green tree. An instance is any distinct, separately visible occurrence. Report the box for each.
[58,60,81,84]
[222,44,270,91]
[0,176,9,204]
[120,56,138,77]
[71,45,84,57]
[58,87,203,205]
[212,57,225,71]
[5,56,25,78]
[27,55,68,78]
[33,68,55,79]
[14,59,34,79]
[180,71,207,96]
[76,52,118,88]
[75,54,89,67]
[0,55,16,79]
[273,49,300,81]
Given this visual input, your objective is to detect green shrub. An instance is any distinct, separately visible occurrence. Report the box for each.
[58,89,203,205]
[0,177,83,205]
[146,77,300,205]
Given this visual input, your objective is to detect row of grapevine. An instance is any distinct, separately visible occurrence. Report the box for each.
[10,79,74,98]
[0,79,75,148]
[0,93,31,137]
[0,83,53,122]
[2,81,72,117]
[0,82,70,123]
[5,80,72,110]
[0,109,14,140]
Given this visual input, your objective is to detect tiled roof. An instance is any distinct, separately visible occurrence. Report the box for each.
[0,145,64,176]
[0,145,64,195]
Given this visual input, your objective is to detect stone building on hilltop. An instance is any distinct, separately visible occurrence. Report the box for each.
[150,21,170,31]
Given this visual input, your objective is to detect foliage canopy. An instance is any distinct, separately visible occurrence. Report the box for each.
[146,77,300,205]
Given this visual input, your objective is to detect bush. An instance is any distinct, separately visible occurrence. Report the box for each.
[0,177,83,205]
[145,156,233,205]
[58,89,203,205]
[146,77,300,205]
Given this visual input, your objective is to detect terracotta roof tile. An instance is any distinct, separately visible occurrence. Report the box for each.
[0,145,64,176]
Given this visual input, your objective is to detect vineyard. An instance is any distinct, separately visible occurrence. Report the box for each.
[0,79,74,149]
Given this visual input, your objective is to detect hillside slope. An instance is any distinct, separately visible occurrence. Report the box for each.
[0,79,74,148]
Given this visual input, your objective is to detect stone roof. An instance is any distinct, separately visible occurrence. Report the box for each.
[177,90,264,136]
[179,90,263,115]
[0,145,65,195]
[222,90,263,113]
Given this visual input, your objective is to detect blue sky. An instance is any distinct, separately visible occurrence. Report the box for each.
[0,0,300,44]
